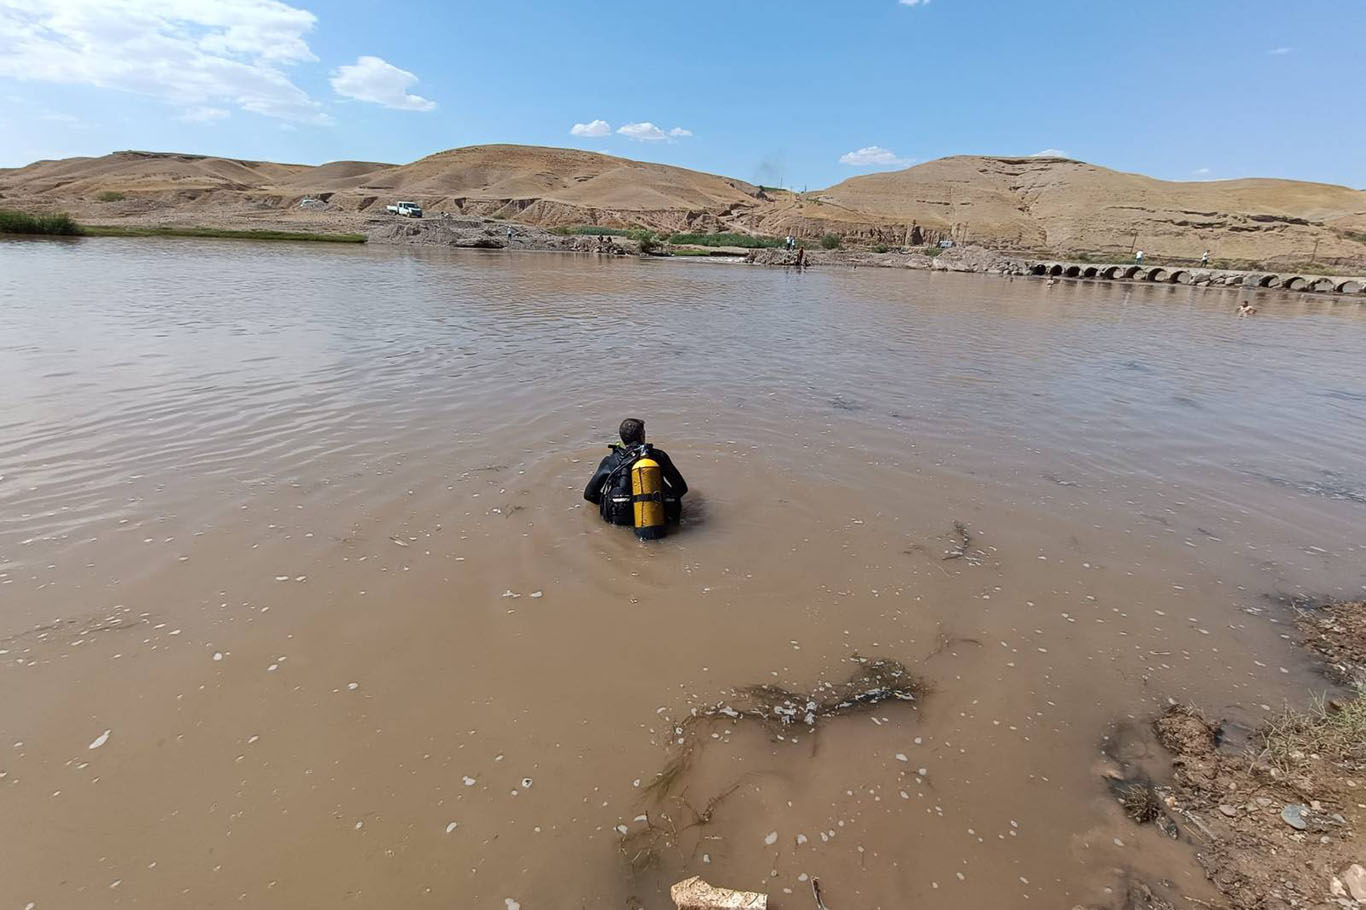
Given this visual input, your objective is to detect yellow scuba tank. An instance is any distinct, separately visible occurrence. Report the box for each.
[630,454,667,540]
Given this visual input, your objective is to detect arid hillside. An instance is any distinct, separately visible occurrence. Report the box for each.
[780,155,1366,265]
[3,145,1364,265]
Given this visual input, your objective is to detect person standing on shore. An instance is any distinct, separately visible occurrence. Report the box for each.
[1135,249,1145,266]
[1201,250,1210,267]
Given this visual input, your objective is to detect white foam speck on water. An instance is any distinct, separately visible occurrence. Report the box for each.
[354,820,363,830]
[502,590,520,599]
[247,735,259,744]
[764,830,778,845]
[445,822,458,833]
[521,777,533,789]
[463,776,476,786]
[267,664,278,672]
[26,902,35,909]
[212,652,223,661]
[505,900,520,910]
[274,576,289,582]
[530,591,543,598]
[88,730,110,750]
[795,833,808,845]
[615,824,628,835]
[895,753,908,762]
[347,682,358,690]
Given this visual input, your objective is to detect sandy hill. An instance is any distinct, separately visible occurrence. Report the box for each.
[766,155,1366,264]
[2,146,1364,265]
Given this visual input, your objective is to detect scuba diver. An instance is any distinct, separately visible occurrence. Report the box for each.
[583,418,688,539]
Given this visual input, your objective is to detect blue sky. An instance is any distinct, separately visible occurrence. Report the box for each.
[1,0,1363,189]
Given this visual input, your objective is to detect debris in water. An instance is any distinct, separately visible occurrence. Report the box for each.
[763,830,778,845]
[346,682,358,690]
[671,875,767,910]
[445,822,458,834]
[530,591,543,599]
[462,776,476,786]
[505,900,520,910]
[644,655,927,803]
[502,590,521,599]
[88,730,111,750]
[520,777,533,789]
[212,651,223,661]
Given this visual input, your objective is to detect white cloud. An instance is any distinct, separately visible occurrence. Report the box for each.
[1267,46,1293,55]
[839,145,912,167]
[617,121,692,142]
[898,0,930,6]
[0,0,330,123]
[1030,148,1069,158]
[570,118,611,137]
[181,105,229,123]
[1192,167,1212,177]
[330,55,434,111]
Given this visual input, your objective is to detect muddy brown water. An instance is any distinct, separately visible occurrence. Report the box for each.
[3,238,1365,909]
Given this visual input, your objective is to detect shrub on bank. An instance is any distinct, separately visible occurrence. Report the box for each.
[667,232,782,249]
[820,233,842,250]
[0,209,81,235]
[95,191,127,203]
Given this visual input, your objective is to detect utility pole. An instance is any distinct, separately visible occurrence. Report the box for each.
[1311,237,1320,264]
[1129,231,1139,254]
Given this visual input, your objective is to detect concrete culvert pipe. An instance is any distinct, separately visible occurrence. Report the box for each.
[1083,266,1099,278]
[1146,268,1168,282]
[1049,264,1064,277]
[1336,279,1363,294]
[1169,271,1191,285]
[1282,276,1308,291]
[1064,266,1082,278]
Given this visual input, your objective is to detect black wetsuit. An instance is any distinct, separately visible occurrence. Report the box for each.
[583,443,688,526]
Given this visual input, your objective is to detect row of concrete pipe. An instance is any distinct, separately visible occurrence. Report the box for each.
[1029,262,1365,295]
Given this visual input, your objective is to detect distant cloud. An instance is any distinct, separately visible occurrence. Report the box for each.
[0,0,330,124]
[1030,148,1069,158]
[1267,46,1293,55]
[331,56,435,111]
[617,121,692,142]
[1192,167,1212,177]
[570,119,611,137]
[181,106,231,124]
[898,0,930,5]
[839,145,912,167]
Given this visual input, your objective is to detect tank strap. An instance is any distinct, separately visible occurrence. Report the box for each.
[631,491,665,503]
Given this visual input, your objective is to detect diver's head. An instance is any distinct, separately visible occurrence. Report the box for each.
[619,417,645,446]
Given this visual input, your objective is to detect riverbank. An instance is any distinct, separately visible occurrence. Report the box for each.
[1104,601,1366,910]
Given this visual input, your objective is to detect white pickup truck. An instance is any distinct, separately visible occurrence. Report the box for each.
[385,201,423,218]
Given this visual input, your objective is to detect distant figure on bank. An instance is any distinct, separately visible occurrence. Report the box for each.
[506,226,514,242]
[584,418,688,537]
[785,234,795,250]
[1238,301,1257,317]
[1201,249,1210,267]
[1135,249,1145,265]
